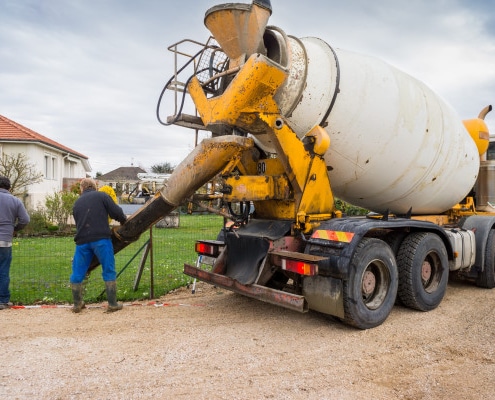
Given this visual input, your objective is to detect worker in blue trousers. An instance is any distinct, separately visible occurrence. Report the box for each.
[70,178,127,313]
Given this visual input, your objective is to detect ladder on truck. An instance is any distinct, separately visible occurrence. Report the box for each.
[156,37,228,136]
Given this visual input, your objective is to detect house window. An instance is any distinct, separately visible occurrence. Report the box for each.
[69,161,77,178]
[52,156,57,179]
[44,155,50,179]
[63,158,76,178]
[487,142,495,160]
[44,154,58,179]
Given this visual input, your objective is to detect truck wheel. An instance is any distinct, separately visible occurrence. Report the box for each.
[343,238,398,329]
[396,232,448,311]
[476,229,495,288]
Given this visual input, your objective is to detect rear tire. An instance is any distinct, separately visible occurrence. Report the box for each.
[343,238,398,329]
[476,229,495,288]
[397,232,448,311]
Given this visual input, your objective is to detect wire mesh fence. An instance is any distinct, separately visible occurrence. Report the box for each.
[10,214,224,305]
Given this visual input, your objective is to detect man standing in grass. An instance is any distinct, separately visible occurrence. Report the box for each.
[70,178,127,313]
[0,176,30,310]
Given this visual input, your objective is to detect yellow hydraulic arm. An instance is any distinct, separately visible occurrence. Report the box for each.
[188,52,335,232]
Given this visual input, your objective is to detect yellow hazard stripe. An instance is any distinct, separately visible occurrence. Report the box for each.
[312,230,354,243]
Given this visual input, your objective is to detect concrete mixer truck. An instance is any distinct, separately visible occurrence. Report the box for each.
[105,0,495,329]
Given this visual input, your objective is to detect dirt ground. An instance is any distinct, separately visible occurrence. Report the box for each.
[2,279,495,400]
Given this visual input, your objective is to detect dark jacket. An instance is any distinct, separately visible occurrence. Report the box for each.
[72,188,127,245]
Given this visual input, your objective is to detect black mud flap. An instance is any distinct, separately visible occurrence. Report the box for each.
[224,233,270,285]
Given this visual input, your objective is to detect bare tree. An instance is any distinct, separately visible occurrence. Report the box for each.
[150,162,175,174]
[0,152,43,197]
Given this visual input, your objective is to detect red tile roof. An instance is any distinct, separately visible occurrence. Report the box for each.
[0,114,88,159]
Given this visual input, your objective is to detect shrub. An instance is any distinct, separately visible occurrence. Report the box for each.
[45,191,79,232]
[22,208,50,236]
[335,198,369,216]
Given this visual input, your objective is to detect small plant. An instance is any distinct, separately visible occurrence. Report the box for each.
[335,198,369,216]
[22,208,49,236]
[45,190,79,232]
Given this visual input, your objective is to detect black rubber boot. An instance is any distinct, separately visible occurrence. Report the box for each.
[105,281,123,312]
[71,283,85,313]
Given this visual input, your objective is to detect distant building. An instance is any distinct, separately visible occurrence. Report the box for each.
[98,166,147,200]
[0,114,91,208]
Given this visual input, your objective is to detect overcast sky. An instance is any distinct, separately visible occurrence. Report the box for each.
[1,0,495,175]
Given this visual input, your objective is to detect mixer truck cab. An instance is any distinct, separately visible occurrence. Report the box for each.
[104,0,495,329]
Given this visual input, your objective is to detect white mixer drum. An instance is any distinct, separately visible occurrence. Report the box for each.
[272,35,479,215]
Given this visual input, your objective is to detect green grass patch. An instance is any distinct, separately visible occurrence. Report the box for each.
[10,214,223,305]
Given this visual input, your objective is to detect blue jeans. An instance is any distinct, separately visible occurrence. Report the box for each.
[70,238,116,284]
[0,247,13,303]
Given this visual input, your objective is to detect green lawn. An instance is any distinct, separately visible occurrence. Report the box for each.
[10,214,224,305]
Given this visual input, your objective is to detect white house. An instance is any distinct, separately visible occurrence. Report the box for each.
[0,114,91,209]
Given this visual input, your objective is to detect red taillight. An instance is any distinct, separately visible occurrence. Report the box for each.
[195,241,220,257]
[281,258,318,275]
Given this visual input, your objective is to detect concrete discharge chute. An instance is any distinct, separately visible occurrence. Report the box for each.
[88,136,253,271]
